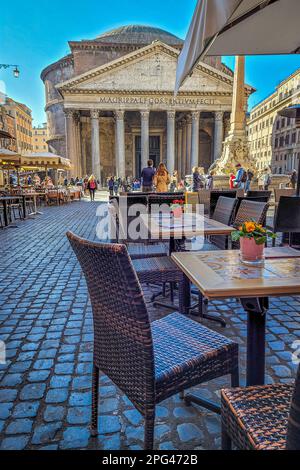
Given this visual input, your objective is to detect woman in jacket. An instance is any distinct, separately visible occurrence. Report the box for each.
[153,163,170,193]
[87,175,97,201]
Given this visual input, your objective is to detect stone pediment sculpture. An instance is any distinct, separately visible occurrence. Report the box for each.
[56,41,236,95]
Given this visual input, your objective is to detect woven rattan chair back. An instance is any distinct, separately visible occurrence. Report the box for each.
[209,190,237,217]
[246,190,272,200]
[286,364,300,449]
[233,199,269,227]
[274,196,300,233]
[66,232,155,411]
[148,194,184,213]
[210,197,238,250]
[198,189,211,215]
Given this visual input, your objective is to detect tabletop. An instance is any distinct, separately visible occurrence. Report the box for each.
[171,247,300,300]
[140,213,234,239]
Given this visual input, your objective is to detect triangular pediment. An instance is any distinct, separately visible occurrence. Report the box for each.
[57,41,235,95]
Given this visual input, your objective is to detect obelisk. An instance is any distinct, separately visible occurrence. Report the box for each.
[212,56,255,174]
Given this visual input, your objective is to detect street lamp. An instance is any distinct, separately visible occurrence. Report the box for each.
[0,64,20,78]
[278,105,300,196]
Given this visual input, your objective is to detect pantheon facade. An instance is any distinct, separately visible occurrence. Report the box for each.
[41,25,251,181]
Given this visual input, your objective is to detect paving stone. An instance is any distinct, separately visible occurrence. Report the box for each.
[0,435,29,450]
[44,405,65,422]
[60,426,90,449]
[20,383,46,400]
[45,389,69,404]
[6,418,33,434]
[0,389,17,403]
[13,402,40,418]
[177,423,204,443]
[27,370,51,382]
[67,406,90,424]
[31,422,62,445]
[69,392,91,407]
[0,374,23,387]
[0,403,13,420]
[50,375,72,389]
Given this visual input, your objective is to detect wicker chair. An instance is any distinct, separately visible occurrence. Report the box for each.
[198,189,211,215]
[111,196,169,260]
[209,196,238,250]
[221,364,300,450]
[271,196,300,247]
[274,188,296,204]
[67,231,239,450]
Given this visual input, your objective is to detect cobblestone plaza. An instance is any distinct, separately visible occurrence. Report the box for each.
[0,199,299,450]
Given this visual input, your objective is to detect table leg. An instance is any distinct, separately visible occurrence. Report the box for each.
[240,297,268,386]
[3,200,8,227]
[22,196,26,219]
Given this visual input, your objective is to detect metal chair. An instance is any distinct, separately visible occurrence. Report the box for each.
[221,363,300,450]
[272,196,300,247]
[67,231,239,450]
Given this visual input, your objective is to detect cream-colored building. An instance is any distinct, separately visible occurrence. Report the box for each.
[42,25,252,181]
[247,68,300,174]
[5,97,33,153]
[32,123,49,152]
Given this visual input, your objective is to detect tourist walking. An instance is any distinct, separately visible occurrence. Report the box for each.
[153,163,170,193]
[192,166,205,191]
[233,163,246,189]
[290,169,297,189]
[108,176,114,196]
[87,175,97,201]
[141,159,156,192]
[245,168,254,192]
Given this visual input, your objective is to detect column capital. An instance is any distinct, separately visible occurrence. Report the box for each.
[167,110,176,120]
[90,109,100,120]
[186,114,192,125]
[140,110,150,121]
[64,109,75,119]
[191,111,200,121]
[215,111,224,121]
[73,111,81,124]
[177,121,183,130]
[115,110,125,120]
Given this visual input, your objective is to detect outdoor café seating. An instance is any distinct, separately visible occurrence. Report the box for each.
[221,364,300,450]
[67,231,239,450]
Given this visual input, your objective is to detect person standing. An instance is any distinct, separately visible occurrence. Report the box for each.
[153,163,170,193]
[87,175,97,201]
[192,167,205,191]
[141,159,156,193]
[245,168,254,192]
[206,171,214,190]
[290,169,297,189]
[229,173,235,189]
[170,171,178,192]
[108,176,114,196]
[263,167,272,190]
[234,163,246,189]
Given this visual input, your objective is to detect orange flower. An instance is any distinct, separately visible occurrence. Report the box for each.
[244,221,256,233]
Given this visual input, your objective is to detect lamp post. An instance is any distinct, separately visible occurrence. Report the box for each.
[278,105,300,196]
[0,64,20,78]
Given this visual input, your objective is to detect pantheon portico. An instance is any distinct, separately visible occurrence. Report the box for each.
[41,25,252,181]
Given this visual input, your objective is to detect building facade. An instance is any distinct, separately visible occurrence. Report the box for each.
[0,104,17,151]
[32,123,49,152]
[5,97,33,153]
[41,25,251,181]
[247,68,300,174]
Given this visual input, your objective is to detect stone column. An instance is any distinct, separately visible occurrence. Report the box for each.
[167,110,176,174]
[177,122,183,178]
[191,111,200,169]
[186,114,192,174]
[74,111,82,177]
[90,109,101,184]
[140,110,149,170]
[182,119,187,177]
[213,111,224,161]
[65,109,77,177]
[115,110,126,179]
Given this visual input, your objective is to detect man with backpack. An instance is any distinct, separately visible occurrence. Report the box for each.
[234,163,246,189]
[263,167,272,190]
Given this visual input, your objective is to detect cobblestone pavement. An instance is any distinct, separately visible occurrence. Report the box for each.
[0,199,299,450]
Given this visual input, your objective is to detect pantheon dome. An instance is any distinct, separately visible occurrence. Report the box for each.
[41,25,239,180]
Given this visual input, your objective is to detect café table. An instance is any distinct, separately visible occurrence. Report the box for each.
[172,246,300,411]
[139,212,234,254]
[25,192,44,216]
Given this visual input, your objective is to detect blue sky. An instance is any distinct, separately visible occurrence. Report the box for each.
[1,0,300,125]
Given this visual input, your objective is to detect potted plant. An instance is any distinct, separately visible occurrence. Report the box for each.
[170,199,184,218]
[231,221,276,265]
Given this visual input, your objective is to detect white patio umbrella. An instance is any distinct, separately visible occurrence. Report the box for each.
[175,0,300,93]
